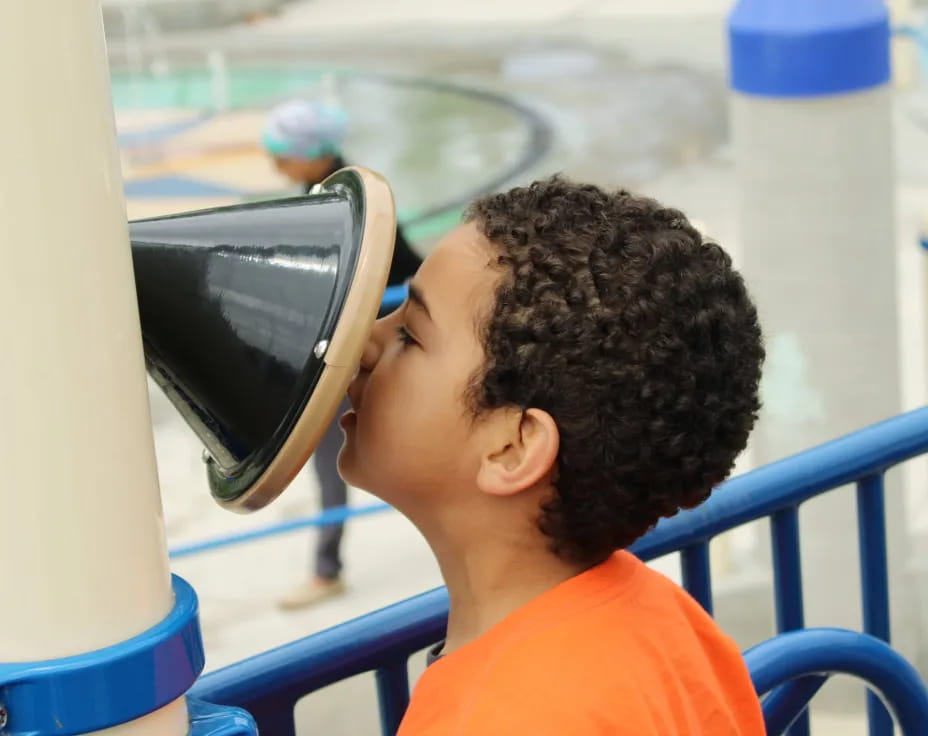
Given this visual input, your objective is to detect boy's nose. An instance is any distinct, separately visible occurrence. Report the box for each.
[359,319,387,371]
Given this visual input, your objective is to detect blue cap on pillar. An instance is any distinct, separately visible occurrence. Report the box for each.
[729,0,890,97]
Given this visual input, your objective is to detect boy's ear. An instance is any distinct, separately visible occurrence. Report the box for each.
[476,408,559,497]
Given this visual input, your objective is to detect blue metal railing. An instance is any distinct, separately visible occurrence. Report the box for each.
[380,285,408,313]
[746,629,928,735]
[169,503,391,559]
[193,407,928,736]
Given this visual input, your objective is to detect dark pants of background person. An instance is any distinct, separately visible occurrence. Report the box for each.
[313,402,349,580]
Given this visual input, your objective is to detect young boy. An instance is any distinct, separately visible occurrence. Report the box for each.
[337,177,766,734]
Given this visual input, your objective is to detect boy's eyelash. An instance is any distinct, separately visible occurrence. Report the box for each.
[396,325,416,346]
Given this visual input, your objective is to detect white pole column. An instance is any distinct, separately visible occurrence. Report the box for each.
[0,2,187,733]
[730,0,916,669]
[887,0,918,89]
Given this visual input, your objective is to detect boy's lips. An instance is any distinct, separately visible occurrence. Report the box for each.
[346,378,363,414]
[341,379,361,430]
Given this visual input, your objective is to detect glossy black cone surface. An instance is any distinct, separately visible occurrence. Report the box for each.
[131,170,368,505]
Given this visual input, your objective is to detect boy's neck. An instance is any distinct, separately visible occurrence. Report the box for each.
[424,510,588,656]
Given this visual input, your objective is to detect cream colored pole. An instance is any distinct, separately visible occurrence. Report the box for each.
[0,1,186,732]
[888,0,918,88]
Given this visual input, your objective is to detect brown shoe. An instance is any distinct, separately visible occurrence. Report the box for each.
[278,578,346,610]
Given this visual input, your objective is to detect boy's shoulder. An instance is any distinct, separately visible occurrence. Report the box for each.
[403,553,763,735]
[481,552,742,681]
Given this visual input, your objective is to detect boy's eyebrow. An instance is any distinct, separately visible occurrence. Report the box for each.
[407,283,432,321]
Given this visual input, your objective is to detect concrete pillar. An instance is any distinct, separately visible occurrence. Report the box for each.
[729,0,918,690]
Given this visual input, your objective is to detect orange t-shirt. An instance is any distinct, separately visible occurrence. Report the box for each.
[397,551,766,735]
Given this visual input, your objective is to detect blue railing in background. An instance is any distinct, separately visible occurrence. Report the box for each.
[626,406,928,736]
[192,406,928,735]
[169,502,391,559]
[380,284,408,313]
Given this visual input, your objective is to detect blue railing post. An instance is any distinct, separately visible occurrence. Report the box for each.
[375,661,411,735]
[760,676,827,735]
[770,506,809,736]
[680,543,713,614]
[770,507,805,634]
[857,474,894,736]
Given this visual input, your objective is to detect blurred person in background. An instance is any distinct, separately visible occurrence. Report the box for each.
[263,99,422,609]
[263,99,422,285]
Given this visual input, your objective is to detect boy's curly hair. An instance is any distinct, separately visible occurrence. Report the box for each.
[465,176,764,566]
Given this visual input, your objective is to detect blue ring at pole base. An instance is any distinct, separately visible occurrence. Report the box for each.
[729,0,891,97]
[0,575,205,735]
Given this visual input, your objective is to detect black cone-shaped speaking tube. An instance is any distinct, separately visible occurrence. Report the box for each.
[131,167,395,512]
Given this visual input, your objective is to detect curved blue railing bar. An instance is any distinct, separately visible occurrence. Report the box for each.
[746,628,928,735]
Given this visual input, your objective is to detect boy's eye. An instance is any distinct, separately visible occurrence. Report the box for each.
[396,325,417,347]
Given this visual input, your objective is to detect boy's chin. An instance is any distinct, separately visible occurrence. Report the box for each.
[336,450,377,495]
[338,457,401,505]
[335,450,356,487]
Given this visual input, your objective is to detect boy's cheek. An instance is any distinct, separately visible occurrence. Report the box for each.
[359,401,444,462]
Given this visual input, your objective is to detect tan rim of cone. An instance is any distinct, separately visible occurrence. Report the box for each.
[221,166,397,512]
